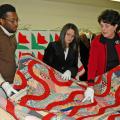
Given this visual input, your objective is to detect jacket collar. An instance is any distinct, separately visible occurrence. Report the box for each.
[0,25,14,36]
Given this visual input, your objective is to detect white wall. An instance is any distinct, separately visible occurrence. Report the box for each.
[0,0,120,33]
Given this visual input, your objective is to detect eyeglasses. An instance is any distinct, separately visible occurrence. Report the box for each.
[3,18,19,24]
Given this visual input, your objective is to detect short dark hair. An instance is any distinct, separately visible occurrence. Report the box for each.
[98,9,120,31]
[0,4,16,18]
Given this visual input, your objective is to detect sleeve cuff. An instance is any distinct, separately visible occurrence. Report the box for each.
[87,79,94,86]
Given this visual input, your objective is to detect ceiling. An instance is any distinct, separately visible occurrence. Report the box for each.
[1,0,119,32]
[43,0,120,9]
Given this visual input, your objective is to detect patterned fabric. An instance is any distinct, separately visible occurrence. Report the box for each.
[1,54,120,120]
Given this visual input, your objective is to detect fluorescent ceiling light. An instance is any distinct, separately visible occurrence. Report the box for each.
[111,0,120,2]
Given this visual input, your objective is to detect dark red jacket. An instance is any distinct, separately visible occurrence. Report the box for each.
[88,33,120,85]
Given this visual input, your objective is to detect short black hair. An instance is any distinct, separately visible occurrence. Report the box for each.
[98,9,120,26]
[0,4,16,18]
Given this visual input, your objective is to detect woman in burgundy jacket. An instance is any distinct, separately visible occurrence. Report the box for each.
[82,9,120,103]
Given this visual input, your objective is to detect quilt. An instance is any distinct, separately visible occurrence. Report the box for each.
[0,54,120,120]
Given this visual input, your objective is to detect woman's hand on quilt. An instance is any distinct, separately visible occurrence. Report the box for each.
[25,115,40,120]
[2,82,18,97]
[82,87,94,103]
[61,70,71,80]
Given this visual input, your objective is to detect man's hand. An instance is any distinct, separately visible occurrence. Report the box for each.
[61,70,71,80]
[82,87,94,103]
[2,82,18,97]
